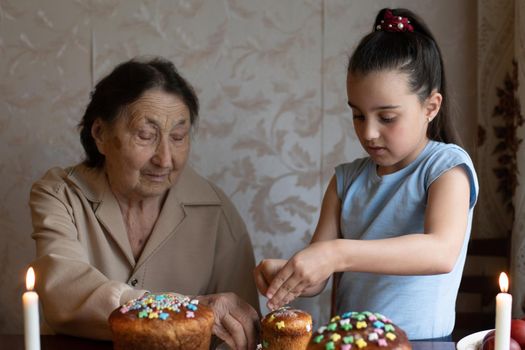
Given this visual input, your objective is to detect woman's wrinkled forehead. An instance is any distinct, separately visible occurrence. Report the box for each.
[120,90,191,127]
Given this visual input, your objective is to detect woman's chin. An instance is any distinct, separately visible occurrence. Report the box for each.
[135,181,172,199]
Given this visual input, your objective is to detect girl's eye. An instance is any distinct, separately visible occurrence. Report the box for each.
[353,114,365,121]
[380,116,396,123]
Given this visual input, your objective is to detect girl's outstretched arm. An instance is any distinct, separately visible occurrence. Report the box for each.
[265,165,471,309]
[256,176,341,309]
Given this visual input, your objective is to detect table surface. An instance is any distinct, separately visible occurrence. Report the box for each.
[0,335,456,350]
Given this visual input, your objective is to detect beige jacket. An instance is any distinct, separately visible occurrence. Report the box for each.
[30,163,259,340]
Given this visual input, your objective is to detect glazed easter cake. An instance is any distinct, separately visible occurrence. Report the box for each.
[307,311,411,350]
[108,293,214,350]
[260,306,313,349]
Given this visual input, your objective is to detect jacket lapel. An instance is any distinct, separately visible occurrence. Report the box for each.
[69,165,136,268]
[96,189,136,267]
[134,184,186,271]
[69,164,221,272]
[134,166,221,272]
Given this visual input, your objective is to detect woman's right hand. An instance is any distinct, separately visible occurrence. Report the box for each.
[196,292,259,350]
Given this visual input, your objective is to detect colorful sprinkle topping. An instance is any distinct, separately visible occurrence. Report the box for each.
[373,321,385,328]
[310,311,403,349]
[261,307,313,349]
[356,321,367,329]
[119,293,199,321]
[314,334,325,343]
[368,333,378,341]
[262,306,313,333]
[331,316,341,322]
[356,339,367,348]
[386,333,396,341]
[341,322,353,331]
[331,333,342,342]
[343,336,354,344]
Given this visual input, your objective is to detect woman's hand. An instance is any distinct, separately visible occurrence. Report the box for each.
[262,241,335,310]
[196,292,259,350]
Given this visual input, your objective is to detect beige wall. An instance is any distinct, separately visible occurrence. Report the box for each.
[0,0,477,334]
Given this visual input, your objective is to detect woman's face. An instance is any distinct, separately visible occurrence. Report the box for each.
[347,69,441,175]
[93,89,191,201]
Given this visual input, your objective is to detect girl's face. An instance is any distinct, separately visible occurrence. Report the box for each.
[347,69,441,175]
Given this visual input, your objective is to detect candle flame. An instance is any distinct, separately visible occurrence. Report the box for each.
[499,272,509,293]
[26,267,35,291]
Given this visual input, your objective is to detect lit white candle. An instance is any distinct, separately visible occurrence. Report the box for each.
[23,267,40,350]
[495,272,512,350]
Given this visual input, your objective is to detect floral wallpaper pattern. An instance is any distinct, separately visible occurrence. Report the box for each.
[0,0,477,334]
[510,0,525,316]
[475,0,516,240]
[476,0,525,316]
[479,61,522,223]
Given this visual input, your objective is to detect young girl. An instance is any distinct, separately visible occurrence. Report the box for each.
[254,8,478,341]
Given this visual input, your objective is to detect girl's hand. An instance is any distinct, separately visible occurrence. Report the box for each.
[264,241,335,310]
[253,259,287,296]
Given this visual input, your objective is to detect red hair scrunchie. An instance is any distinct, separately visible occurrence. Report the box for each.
[375,9,414,32]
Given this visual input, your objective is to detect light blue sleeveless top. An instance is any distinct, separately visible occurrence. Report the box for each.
[334,141,478,340]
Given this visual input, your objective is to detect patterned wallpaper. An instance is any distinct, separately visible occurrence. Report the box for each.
[0,0,477,334]
[474,0,525,317]
[475,0,517,239]
[512,0,525,315]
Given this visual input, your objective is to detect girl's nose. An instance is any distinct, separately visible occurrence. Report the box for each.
[363,120,380,141]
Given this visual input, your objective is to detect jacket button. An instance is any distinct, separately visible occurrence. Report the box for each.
[130,279,138,287]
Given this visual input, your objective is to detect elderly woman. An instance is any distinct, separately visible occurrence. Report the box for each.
[29,57,260,349]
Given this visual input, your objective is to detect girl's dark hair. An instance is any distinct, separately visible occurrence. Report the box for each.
[78,57,199,168]
[348,8,461,146]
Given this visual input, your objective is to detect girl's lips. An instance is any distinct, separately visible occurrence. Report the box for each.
[367,146,387,155]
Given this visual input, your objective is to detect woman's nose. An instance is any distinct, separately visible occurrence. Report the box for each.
[152,138,173,168]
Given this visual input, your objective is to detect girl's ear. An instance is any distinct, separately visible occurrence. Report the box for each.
[425,90,442,123]
[91,119,107,156]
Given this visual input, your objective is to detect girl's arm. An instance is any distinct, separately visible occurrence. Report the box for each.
[310,175,342,243]
[265,165,471,309]
[256,176,341,307]
[333,165,470,274]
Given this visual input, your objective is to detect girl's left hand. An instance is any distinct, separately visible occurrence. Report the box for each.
[265,240,335,310]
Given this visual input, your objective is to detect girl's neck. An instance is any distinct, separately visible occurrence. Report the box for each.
[377,137,430,176]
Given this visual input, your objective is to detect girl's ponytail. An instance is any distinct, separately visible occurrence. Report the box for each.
[350,8,461,146]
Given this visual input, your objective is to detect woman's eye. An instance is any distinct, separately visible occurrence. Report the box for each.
[352,114,365,121]
[138,131,156,140]
[171,134,186,142]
